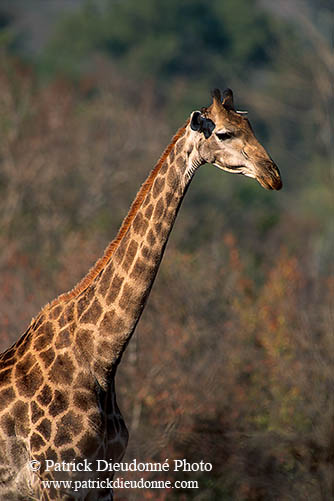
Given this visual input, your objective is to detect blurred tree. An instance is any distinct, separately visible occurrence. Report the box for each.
[41,0,278,85]
[0,8,17,49]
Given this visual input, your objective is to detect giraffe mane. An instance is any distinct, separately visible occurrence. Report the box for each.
[50,121,189,307]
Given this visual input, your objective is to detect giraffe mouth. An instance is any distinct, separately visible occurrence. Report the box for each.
[213,161,282,190]
[213,163,245,174]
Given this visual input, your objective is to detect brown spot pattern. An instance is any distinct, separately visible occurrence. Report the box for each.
[81,298,102,324]
[49,353,74,385]
[106,275,124,305]
[37,419,52,441]
[37,385,52,407]
[39,347,55,368]
[153,176,165,198]
[98,264,113,296]
[122,240,138,271]
[31,401,44,424]
[154,198,164,220]
[16,365,43,398]
[49,390,69,417]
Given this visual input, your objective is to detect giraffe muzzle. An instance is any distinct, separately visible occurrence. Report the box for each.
[256,160,282,191]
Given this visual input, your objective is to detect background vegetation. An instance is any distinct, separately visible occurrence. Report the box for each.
[0,0,332,499]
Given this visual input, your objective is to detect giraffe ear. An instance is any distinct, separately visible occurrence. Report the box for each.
[222,88,235,111]
[190,111,216,139]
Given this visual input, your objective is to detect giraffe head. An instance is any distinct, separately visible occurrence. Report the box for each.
[189,88,282,190]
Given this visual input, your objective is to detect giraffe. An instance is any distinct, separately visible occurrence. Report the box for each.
[0,88,282,500]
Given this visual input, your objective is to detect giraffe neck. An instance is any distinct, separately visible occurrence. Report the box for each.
[67,122,201,385]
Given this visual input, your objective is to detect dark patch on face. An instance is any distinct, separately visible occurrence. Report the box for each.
[37,418,52,441]
[0,388,15,411]
[16,365,43,398]
[39,347,55,368]
[49,389,69,417]
[77,286,95,318]
[77,431,98,457]
[31,401,44,424]
[54,427,72,448]
[1,414,15,436]
[81,298,102,324]
[60,448,76,463]
[98,264,114,296]
[122,240,138,271]
[190,111,216,138]
[49,353,74,385]
[37,384,52,407]
[153,176,166,198]
[60,411,83,436]
[154,197,164,220]
[106,275,124,305]
[31,432,45,451]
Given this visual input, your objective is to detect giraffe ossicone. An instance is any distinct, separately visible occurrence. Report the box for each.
[0,89,281,500]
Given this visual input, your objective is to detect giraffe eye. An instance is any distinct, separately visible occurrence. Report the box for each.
[216,132,233,141]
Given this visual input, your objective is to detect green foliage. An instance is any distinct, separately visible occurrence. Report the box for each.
[41,0,277,83]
